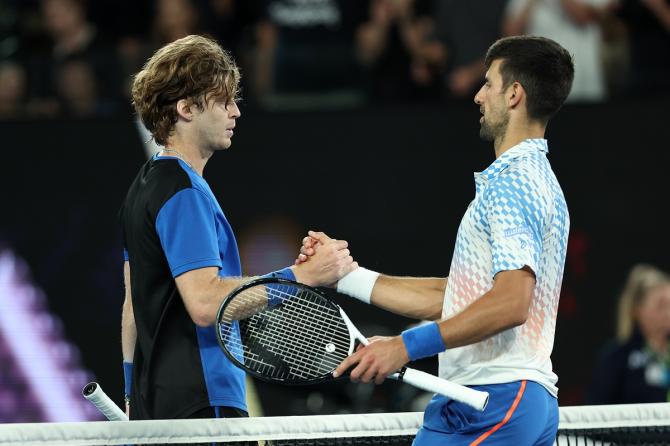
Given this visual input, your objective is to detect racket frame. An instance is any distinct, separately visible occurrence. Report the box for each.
[215,277,354,385]
[216,277,489,411]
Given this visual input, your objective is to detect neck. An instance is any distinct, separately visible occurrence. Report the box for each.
[163,136,211,176]
[494,119,545,158]
[642,329,669,355]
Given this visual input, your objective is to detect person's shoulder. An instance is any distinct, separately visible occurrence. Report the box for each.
[142,159,198,203]
[154,157,192,180]
[596,337,637,365]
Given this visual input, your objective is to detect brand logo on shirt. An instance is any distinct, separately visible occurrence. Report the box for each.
[504,226,531,249]
[504,226,532,238]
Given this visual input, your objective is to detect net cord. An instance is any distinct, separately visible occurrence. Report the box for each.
[1,404,669,446]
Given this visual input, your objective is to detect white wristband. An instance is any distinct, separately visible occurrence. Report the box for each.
[336,267,380,304]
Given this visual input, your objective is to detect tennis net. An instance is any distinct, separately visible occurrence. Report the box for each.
[0,403,668,445]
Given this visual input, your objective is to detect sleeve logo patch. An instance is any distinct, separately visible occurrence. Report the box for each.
[503,226,532,238]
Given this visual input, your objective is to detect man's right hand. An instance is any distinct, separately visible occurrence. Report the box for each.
[291,231,356,287]
[294,231,321,265]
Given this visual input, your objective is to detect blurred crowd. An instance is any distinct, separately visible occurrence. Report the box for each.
[588,264,670,405]
[0,0,669,118]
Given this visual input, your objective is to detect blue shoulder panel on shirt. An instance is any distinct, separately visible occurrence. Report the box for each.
[155,188,224,277]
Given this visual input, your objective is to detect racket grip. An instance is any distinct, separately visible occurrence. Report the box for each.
[393,368,489,411]
[82,382,129,421]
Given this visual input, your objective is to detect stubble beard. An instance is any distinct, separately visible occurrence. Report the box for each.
[479,111,510,143]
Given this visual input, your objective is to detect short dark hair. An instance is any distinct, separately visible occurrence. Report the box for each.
[484,36,574,123]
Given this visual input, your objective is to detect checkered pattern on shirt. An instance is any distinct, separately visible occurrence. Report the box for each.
[438,139,569,396]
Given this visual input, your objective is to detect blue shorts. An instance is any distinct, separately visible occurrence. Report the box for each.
[413,380,558,446]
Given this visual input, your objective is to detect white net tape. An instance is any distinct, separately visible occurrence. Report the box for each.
[0,404,669,445]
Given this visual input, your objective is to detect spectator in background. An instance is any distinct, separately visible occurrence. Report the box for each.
[116,0,203,107]
[587,264,670,404]
[0,61,28,118]
[28,0,120,116]
[254,0,368,106]
[55,58,113,117]
[355,0,441,103]
[152,0,201,45]
[615,0,670,97]
[425,0,508,100]
[503,0,612,102]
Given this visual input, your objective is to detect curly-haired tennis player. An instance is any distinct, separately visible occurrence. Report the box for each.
[120,35,356,421]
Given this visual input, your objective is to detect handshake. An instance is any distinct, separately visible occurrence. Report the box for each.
[289,230,379,305]
[289,230,357,288]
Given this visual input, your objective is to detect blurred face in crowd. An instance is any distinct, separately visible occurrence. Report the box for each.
[0,63,26,114]
[474,59,510,143]
[57,60,97,116]
[156,0,198,41]
[42,0,85,37]
[636,283,670,344]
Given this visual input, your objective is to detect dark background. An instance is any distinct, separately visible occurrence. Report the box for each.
[1,100,668,416]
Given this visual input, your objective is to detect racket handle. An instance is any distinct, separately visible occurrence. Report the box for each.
[82,382,129,421]
[391,368,489,411]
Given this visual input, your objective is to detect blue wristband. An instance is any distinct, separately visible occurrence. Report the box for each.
[123,361,133,396]
[263,267,296,281]
[262,267,297,306]
[401,322,447,361]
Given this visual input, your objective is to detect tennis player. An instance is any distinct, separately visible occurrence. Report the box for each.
[120,35,356,420]
[299,36,574,445]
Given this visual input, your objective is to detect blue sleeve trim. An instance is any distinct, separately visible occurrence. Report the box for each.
[262,267,297,307]
[123,361,133,395]
[401,322,446,361]
[123,248,129,262]
[172,258,223,278]
[156,188,224,278]
[262,267,296,281]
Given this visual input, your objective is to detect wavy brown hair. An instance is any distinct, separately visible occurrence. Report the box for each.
[131,35,240,146]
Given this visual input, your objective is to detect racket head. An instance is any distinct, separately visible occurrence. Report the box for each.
[215,277,354,385]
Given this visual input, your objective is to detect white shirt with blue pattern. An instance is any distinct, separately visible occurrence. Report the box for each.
[438,138,569,397]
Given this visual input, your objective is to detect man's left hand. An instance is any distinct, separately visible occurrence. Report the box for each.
[333,336,410,385]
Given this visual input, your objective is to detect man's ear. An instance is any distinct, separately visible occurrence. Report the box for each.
[176,99,194,121]
[508,82,524,109]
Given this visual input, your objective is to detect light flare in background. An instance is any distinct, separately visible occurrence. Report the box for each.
[0,249,101,422]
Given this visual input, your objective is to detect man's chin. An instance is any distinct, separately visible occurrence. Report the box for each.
[479,127,494,142]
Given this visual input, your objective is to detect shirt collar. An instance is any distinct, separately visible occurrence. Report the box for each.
[474,139,548,189]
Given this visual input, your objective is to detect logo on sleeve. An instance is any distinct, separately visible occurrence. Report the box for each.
[504,226,532,249]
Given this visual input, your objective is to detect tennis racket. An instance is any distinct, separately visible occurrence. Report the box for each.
[82,382,128,421]
[215,277,489,411]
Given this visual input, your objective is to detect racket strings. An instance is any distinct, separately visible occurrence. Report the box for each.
[239,289,350,375]
[223,286,353,345]
[223,285,347,324]
[219,285,352,379]
[224,319,347,379]
[250,287,352,346]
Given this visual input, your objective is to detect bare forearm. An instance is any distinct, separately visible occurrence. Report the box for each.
[371,276,446,320]
[121,262,136,362]
[356,23,390,65]
[561,0,599,25]
[121,299,136,362]
[436,271,534,348]
[178,271,248,327]
[645,0,670,31]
